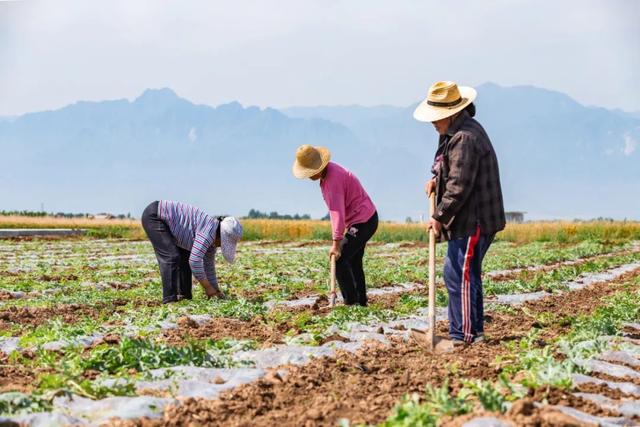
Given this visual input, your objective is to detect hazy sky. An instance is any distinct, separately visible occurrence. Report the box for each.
[1,0,638,116]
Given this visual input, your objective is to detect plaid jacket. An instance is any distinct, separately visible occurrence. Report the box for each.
[431,110,506,239]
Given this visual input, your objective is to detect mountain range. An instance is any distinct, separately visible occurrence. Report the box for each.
[1,83,638,220]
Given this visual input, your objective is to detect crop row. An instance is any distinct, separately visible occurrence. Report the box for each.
[0,238,631,300]
[2,246,639,352]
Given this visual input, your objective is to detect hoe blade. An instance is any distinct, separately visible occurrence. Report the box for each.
[329,292,337,307]
[410,328,454,353]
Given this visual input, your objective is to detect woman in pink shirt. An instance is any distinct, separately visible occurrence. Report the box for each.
[293,145,378,306]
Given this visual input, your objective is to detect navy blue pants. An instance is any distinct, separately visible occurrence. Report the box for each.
[443,226,495,342]
[141,201,193,303]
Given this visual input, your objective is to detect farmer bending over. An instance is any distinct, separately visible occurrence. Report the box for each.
[141,200,243,303]
[293,145,378,306]
[414,81,505,345]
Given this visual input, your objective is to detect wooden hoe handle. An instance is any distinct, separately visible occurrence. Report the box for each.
[428,192,437,345]
[329,254,337,306]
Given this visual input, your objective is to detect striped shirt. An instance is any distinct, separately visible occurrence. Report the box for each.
[157,200,219,289]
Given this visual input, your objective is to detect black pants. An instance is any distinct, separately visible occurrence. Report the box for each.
[336,211,378,306]
[141,201,193,303]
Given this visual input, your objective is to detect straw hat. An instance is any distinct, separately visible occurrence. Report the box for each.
[219,217,242,263]
[413,81,477,122]
[292,144,331,179]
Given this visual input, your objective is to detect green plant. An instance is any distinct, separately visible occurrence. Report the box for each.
[460,380,506,413]
[81,338,245,374]
[378,393,437,427]
[423,380,471,416]
[0,392,53,415]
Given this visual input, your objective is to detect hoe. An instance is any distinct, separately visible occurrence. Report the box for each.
[410,192,454,353]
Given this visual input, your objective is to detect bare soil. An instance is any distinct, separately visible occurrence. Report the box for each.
[0,356,36,393]
[160,290,427,347]
[575,381,633,400]
[163,316,292,346]
[529,387,622,418]
[0,291,16,301]
[0,299,130,329]
[443,398,598,427]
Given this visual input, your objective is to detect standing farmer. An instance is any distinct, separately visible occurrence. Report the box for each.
[414,81,505,344]
[293,145,378,306]
[141,200,243,304]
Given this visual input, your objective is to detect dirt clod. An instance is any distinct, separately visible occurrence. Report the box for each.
[177,316,199,329]
[508,398,535,416]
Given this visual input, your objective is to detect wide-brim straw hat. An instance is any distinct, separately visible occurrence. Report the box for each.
[219,216,242,263]
[413,81,477,122]
[292,144,331,179]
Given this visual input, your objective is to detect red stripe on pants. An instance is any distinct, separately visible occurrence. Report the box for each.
[461,225,481,343]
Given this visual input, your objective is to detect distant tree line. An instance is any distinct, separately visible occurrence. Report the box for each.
[54,212,92,219]
[0,210,48,217]
[245,209,311,220]
[0,210,132,219]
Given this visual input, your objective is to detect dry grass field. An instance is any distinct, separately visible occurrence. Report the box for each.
[1,215,639,243]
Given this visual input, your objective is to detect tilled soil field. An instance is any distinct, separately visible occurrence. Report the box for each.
[115,268,640,427]
[0,237,639,426]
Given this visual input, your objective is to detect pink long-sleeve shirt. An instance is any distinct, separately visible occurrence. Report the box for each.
[320,162,376,240]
